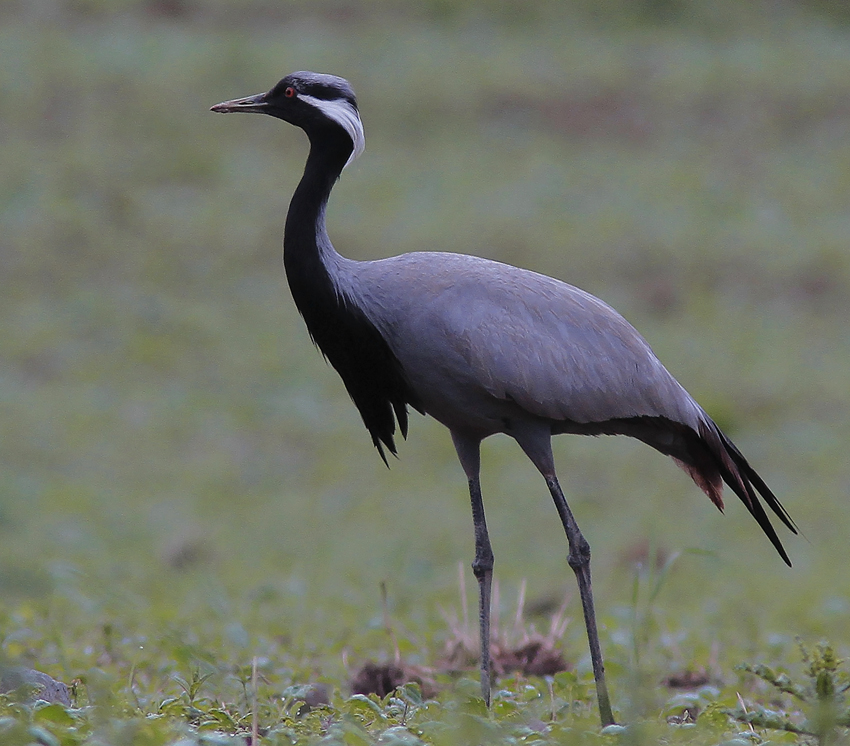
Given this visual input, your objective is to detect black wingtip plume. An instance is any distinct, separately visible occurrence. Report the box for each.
[372,433,398,469]
[718,429,798,535]
[700,420,795,567]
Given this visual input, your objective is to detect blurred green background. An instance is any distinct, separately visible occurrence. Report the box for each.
[1,0,849,717]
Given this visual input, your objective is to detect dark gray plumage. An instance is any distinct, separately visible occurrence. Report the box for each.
[212,72,797,726]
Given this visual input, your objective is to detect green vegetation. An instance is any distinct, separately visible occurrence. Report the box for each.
[1,1,849,743]
[728,641,850,742]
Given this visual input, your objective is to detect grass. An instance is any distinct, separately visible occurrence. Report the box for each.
[1,1,850,743]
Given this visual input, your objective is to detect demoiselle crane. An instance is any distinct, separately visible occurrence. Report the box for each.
[211,72,797,725]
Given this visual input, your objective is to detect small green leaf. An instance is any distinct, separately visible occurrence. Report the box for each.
[32,702,75,727]
[397,682,423,705]
[377,725,424,745]
[345,693,387,721]
[600,723,628,736]
[27,725,60,746]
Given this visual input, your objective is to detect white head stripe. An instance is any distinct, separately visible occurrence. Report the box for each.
[298,93,365,169]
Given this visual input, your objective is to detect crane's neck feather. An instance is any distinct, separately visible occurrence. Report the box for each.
[285,144,350,295]
[282,132,419,459]
[298,93,365,169]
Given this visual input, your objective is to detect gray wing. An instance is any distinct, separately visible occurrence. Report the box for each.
[347,252,700,428]
[344,252,796,567]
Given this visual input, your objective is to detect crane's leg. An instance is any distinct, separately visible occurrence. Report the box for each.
[514,427,615,726]
[451,432,494,705]
[545,472,615,726]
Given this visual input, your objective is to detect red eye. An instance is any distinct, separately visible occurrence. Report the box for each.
[284,86,296,98]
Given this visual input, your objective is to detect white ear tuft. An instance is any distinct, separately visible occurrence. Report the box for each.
[298,94,365,169]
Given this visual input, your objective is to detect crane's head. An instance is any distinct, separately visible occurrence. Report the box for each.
[211,71,365,168]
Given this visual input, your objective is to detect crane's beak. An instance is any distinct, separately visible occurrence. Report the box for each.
[210,92,268,114]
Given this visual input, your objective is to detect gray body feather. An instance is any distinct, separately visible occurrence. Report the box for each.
[342,251,700,436]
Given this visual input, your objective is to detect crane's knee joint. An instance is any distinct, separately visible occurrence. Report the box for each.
[567,538,591,571]
[472,554,494,579]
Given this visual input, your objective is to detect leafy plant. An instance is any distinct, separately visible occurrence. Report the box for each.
[729,640,850,744]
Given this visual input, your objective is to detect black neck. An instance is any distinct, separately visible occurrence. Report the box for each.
[283,128,351,284]
[281,130,421,461]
